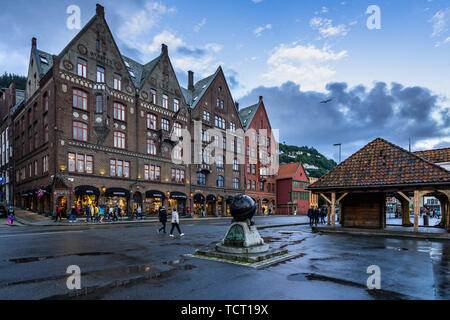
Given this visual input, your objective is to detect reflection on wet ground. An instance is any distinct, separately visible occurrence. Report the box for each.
[7,252,115,264]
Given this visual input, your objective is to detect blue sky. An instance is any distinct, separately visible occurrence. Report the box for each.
[1,0,449,161]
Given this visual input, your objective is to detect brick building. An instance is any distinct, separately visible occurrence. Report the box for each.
[12,4,246,218]
[276,162,310,215]
[0,83,24,205]
[181,67,245,216]
[239,96,277,214]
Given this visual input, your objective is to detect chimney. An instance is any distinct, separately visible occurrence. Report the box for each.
[188,71,194,91]
[162,43,168,55]
[96,4,105,17]
[235,102,239,111]
[32,37,37,48]
[259,96,263,102]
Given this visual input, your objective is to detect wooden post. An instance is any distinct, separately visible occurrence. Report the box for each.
[331,192,336,228]
[327,203,331,226]
[438,190,450,231]
[413,190,421,233]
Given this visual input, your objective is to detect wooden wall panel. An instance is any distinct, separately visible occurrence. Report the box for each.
[342,193,384,229]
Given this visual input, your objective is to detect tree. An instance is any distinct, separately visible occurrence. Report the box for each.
[0,73,27,90]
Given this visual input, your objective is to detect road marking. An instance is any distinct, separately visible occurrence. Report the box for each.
[0,231,84,238]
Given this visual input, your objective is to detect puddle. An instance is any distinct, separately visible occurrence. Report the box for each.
[262,236,282,243]
[7,252,114,264]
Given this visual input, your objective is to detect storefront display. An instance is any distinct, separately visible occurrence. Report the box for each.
[105,188,130,215]
[168,192,187,214]
[74,186,100,215]
[145,190,165,215]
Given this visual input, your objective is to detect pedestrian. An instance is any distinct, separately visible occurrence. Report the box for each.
[54,204,62,222]
[117,206,122,221]
[314,207,320,226]
[7,207,15,225]
[69,205,77,223]
[99,206,105,223]
[307,206,315,227]
[170,208,184,237]
[158,206,168,234]
[320,206,327,224]
[108,206,113,222]
[86,205,92,223]
[137,206,143,220]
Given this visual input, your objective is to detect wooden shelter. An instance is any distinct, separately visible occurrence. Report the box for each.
[308,138,450,232]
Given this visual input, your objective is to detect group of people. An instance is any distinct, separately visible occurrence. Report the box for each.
[54,203,129,223]
[157,206,184,237]
[308,206,327,227]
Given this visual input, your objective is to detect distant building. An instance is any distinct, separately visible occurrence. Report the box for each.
[309,177,319,209]
[276,162,309,215]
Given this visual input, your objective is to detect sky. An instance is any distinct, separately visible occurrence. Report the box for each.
[0,0,449,162]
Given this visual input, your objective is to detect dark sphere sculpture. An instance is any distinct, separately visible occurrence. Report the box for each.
[230,195,256,222]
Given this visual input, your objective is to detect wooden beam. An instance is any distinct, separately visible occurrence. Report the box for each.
[397,192,413,204]
[414,190,421,233]
[331,192,336,228]
[337,193,348,203]
[320,193,332,204]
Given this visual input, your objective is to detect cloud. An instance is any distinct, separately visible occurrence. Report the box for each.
[0,41,28,75]
[430,8,450,37]
[310,17,350,37]
[238,81,450,160]
[254,24,272,37]
[194,18,207,32]
[262,43,347,91]
[252,0,263,3]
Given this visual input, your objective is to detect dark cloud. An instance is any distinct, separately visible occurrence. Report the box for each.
[225,69,239,89]
[238,81,450,160]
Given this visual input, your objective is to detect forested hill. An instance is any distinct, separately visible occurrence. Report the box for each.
[279,143,337,179]
[0,73,27,90]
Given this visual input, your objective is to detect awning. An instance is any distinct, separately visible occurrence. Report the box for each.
[169,192,187,200]
[194,194,205,203]
[262,199,269,204]
[146,190,166,199]
[206,195,217,202]
[105,188,130,198]
[75,186,100,196]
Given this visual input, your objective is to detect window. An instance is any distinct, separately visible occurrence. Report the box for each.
[237,142,242,154]
[73,89,88,110]
[247,164,251,174]
[43,93,49,112]
[150,89,157,104]
[197,173,206,185]
[33,104,38,121]
[230,122,236,132]
[113,74,122,90]
[86,156,93,174]
[223,137,227,151]
[110,159,130,178]
[252,181,256,191]
[114,132,126,149]
[247,180,251,190]
[147,139,157,155]
[29,136,33,152]
[216,176,224,187]
[113,103,126,121]
[214,116,226,129]
[96,95,103,113]
[34,160,38,176]
[77,58,87,78]
[162,94,169,109]
[221,100,224,109]
[233,159,239,171]
[216,156,224,169]
[233,178,239,190]
[174,122,182,137]
[96,66,105,83]
[28,109,32,126]
[260,182,264,192]
[34,132,39,149]
[147,113,157,130]
[28,163,32,178]
[44,125,49,143]
[203,111,210,122]
[252,164,256,175]
[77,154,85,173]
[172,169,185,183]
[73,121,88,141]
[173,146,182,161]
[217,98,220,108]
[145,165,161,181]
[161,119,169,131]
[43,155,49,173]
[202,149,211,164]
[174,99,180,112]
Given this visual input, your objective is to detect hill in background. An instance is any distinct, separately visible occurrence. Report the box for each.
[279,143,337,179]
[0,73,27,90]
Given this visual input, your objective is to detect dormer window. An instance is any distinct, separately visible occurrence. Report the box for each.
[40,56,48,64]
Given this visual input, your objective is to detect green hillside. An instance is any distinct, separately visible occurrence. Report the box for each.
[279,143,337,179]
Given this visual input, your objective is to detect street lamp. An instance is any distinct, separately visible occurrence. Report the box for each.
[333,143,342,164]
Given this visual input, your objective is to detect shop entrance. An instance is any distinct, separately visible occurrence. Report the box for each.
[206,195,217,216]
[262,199,270,214]
[74,186,100,216]
[145,190,165,216]
[194,194,205,217]
[56,196,68,218]
[132,192,143,213]
[218,196,224,216]
[105,188,130,215]
[169,192,187,215]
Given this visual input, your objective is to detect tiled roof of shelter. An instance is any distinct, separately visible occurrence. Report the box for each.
[414,148,450,164]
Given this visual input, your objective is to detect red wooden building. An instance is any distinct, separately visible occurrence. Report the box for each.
[276,162,310,215]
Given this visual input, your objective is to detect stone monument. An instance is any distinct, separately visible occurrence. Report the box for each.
[216,195,269,254]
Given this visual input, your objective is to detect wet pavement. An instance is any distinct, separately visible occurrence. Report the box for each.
[0,216,448,300]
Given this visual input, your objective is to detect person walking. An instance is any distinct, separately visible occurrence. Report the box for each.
[170,208,184,237]
[69,205,77,223]
[320,206,327,224]
[7,207,15,225]
[314,207,320,226]
[54,205,62,222]
[137,206,143,220]
[86,205,92,223]
[307,206,315,227]
[158,206,168,234]
[99,206,105,223]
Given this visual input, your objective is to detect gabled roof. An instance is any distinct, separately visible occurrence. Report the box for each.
[239,102,259,131]
[277,162,302,180]
[414,148,450,164]
[309,138,450,190]
[182,67,221,109]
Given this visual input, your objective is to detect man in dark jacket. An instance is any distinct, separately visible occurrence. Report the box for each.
[314,207,320,226]
[307,207,315,227]
[158,206,168,234]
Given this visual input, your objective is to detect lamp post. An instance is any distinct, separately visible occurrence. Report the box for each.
[333,143,342,164]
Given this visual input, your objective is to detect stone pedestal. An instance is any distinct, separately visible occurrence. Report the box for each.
[216,220,269,254]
